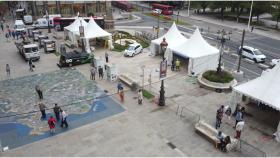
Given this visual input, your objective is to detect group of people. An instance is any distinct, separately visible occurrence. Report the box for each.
[216,131,232,152]
[3,25,27,42]
[39,102,69,134]
[171,58,181,71]
[90,66,104,80]
[215,104,245,141]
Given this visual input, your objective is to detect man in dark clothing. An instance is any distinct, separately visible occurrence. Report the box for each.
[35,84,43,100]
[98,66,103,79]
[53,103,61,121]
[105,52,109,63]
[29,59,33,71]
[171,60,175,71]
[38,102,47,119]
[0,21,4,32]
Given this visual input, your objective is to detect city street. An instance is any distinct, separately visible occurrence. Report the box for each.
[1,1,280,157]
[115,3,280,80]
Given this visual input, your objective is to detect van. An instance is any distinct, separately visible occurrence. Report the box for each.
[23,15,33,25]
[14,20,26,33]
[32,18,49,28]
[43,14,61,19]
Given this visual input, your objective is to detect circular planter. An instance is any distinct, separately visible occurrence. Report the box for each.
[197,71,237,92]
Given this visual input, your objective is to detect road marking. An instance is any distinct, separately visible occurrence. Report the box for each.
[244,58,255,64]
[258,63,270,69]
[222,58,261,76]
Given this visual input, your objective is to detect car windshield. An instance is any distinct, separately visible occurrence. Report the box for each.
[127,46,135,51]
[254,49,263,55]
[16,25,25,29]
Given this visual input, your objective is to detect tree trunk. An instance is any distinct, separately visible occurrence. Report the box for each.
[276,16,279,29]
[56,1,61,14]
[203,7,206,13]
[221,8,225,21]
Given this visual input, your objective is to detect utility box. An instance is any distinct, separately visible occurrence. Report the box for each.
[43,39,56,53]
[38,35,48,48]
[105,63,118,82]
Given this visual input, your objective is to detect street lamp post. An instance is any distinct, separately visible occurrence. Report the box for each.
[216,29,230,74]
[46,10,51,33]
[79,19,85,52]
[237,29,245,73]
[157,12,160,38]
[176,10,180,23]
[158,38,168,106]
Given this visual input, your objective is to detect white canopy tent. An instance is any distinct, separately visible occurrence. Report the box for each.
[74,17,113,53]
[150,22,188,56]
[171,28,219,75]
[64,17,88,46]
[233,63,280,142]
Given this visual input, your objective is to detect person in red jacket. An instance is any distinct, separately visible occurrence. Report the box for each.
[48,116,56,134]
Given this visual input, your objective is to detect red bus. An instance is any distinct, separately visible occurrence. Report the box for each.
[112,1,133,12]
[53,17,105,31]
[152,3,173,15]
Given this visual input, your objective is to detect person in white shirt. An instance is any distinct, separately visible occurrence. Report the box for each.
[235,120,245,139]
[60,109,68,128]
[138,89,143,105]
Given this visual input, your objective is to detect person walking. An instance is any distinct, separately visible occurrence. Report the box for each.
[5,32,10,42]
[251,26,254,32]
[38,102,47,119]
[224,105,232,123]
[35,84,43,100]
[7,27,11,37]
[171,59,175,71]
[90,66,96,80]
[233,109,243,128]
[6,64,10,77]
[175,58,180,71]
[215,105,224,129]
[105,52,109,63]
[119,87,124,103]
[48,116,56,134]
[15,31,19,40]
[29,59,34,72]
[11,30,15,40]
[98,66,103,79]
[138,89,143,105]
[53,103,61,121]
[60,109,68,128]
[117,81,123,93]
[235,120,245,139]
[0,20,4,32]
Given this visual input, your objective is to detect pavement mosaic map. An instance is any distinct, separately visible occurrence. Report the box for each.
[0,69,125,149]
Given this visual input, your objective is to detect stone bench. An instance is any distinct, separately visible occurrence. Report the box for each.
[195,120,224,148]
[195,120,238,152]
[118,74,138,91]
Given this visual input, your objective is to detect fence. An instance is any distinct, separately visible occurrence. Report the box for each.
[135,31,157,42]
[236,139,266,157]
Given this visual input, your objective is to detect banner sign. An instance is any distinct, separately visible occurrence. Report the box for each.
[160,60,167,80]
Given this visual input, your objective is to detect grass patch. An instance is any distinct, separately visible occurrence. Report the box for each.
[202,70,234,83]
[142,89,155,99]
[112,43,128,52]
[144,12,191,26]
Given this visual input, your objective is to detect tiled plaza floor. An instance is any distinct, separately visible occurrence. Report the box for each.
[0,69,125,149]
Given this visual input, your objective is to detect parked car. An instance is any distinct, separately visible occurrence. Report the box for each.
[152,9,162,14]
[239,46,266,63]
[57,50,93,67]
[23,15,33,25]
[14,20,26,33]
[124,43,143,57]
[270,59,280,68]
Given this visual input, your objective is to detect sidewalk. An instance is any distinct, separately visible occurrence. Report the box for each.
[178,10,280,41]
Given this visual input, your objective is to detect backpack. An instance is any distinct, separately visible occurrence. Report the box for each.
[49,120,55,126]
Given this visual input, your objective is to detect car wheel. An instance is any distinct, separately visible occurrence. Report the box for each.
[132,53,135,57]
[140,49,143,53]
[253,58,257,63]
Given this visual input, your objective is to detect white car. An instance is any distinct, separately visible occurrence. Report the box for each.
[239,46,266,63]
[14,20,26,33]
[270,59,280,67]
[124,43,143,57]
[153,9,162,14]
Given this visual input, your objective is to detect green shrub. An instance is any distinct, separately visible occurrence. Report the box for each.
[202,70,234,83]
[142,89,155,99]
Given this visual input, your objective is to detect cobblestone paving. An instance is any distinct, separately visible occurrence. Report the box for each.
[0,68,125,149]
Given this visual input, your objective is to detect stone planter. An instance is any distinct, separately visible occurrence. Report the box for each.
[197,71,237,92]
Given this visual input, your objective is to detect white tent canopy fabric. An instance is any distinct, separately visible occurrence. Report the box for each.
[64,17,88,33]
[74,17,113,53]
[64,17,88,46]
[74,17,111,38]
[171,28,219,75]
[233,63,280,111]
[150,22,188,55]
